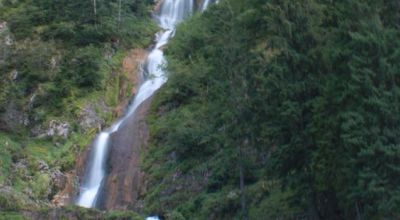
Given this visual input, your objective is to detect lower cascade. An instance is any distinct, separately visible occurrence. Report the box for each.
[76,132,110,207]
[75,0,207,210]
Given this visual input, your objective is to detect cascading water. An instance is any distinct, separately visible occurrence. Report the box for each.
[76,0,195,209]
[201,0,211,11]
[75,132,109,207]
[158,0,193,29]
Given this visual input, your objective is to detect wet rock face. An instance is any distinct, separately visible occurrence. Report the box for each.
[97,98,152,210]
[70,48,148,210]
[114,49,148,117]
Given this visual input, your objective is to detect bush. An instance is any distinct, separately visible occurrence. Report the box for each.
[105,210,142,220]
[0,194,21,211]
[166,211,185,220]
[0,212,26,220]
[31,173,51,200]
[60,45,103,89]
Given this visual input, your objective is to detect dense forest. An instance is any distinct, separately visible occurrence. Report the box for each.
[143,0,400,219]
[1,0,400,219]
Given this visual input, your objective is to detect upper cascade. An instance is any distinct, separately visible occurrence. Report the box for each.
[201,0,211,11]
[158,0,194,29]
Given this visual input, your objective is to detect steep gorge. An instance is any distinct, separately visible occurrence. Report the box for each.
[75,0,212,212]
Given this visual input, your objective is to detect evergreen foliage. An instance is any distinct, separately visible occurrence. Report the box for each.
[144,0,400,219]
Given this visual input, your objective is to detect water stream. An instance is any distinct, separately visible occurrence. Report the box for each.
[76,0,196,209]
[201,0,211,11]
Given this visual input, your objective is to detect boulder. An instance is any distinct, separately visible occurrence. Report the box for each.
[47,120,70,138]
[78,100,109,132]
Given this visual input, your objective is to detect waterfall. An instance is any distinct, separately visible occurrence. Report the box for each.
[75,132,109,207]
[75,0,194,209]
[201,0,211,11]
[158,0,193,29]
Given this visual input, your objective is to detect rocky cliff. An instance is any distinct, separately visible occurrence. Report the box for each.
[97,98,152,210]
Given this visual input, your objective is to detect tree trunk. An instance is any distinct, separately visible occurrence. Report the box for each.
[309,190,321,220]
[93,0,97,16]
[239,138,249,220]
[355,201,362,220]
[93,0,97,29]
[118,0,122,28]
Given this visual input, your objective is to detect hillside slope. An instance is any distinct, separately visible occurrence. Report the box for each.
[143,0,400,219]
[0,0,156,217]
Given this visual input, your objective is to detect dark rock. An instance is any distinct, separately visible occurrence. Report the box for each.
[97,98,152,210]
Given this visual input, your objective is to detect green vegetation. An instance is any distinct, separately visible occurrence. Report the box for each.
[105,210,143,220]
[0,212,27,220]
[144,0,400,219]
[0,0,156,216]
[0,0,157,121]
[1,0,399,219]
[10,205,145,220]
[0,131,94,208]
